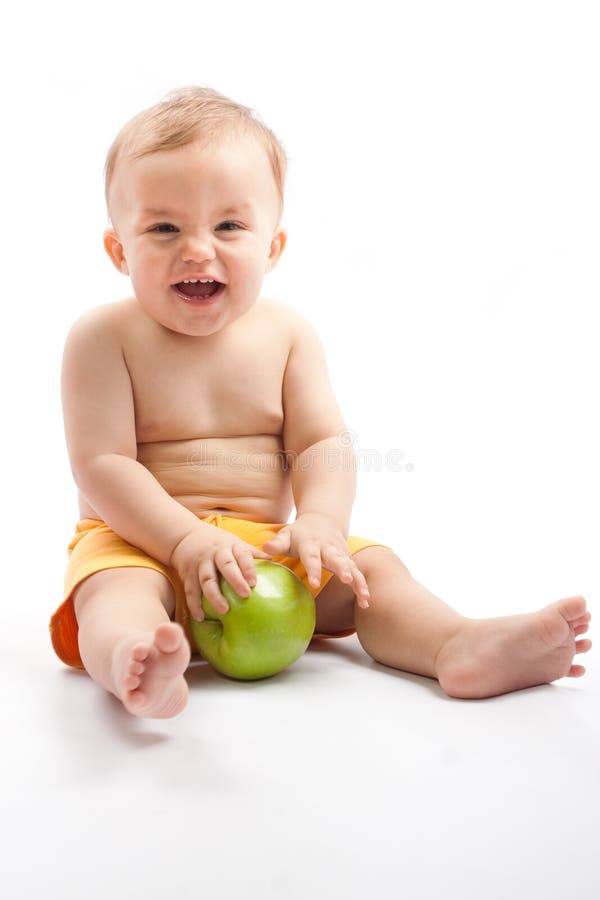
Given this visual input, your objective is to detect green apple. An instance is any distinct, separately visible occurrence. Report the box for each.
[189,560,316,680]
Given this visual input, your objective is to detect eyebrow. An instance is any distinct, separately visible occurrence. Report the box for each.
[141,203,253,217]
[141,207,177,217]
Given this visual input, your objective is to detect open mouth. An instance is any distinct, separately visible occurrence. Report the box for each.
[172,280,224,302]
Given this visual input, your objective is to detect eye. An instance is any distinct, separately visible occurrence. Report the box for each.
[150,223,178,233]
[216,221,243,232]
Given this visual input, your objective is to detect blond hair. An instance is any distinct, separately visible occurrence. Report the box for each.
[104,86,287,219]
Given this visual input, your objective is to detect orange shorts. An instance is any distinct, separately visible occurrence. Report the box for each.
[49,514,386,670]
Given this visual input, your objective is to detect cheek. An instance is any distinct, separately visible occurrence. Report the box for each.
[225,255,262,286]
[236,242,272,275]
[129,247,168,281]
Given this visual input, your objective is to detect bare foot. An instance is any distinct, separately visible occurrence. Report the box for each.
[112,622,191,718]
[435,596,592,699]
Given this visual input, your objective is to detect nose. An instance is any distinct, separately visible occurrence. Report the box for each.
[181,230,216,264]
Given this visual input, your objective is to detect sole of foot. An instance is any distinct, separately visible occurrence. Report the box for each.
[436,595,592,700]
[114,622,191,718]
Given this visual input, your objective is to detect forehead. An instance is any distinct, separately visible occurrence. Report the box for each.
[110,135,279,220]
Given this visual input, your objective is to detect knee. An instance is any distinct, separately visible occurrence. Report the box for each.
[73,568,176,622]
[353,546,409,581]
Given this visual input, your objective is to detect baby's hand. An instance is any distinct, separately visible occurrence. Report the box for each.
[262,513,370,608]
[169,524,271,621]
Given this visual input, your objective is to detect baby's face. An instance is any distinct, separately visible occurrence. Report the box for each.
[104,134,286,338]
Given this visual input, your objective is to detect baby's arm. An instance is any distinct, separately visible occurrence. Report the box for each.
[281,316,354,533]
[61,308,265,616]
[62,308,203,562]
[262,314,369,604]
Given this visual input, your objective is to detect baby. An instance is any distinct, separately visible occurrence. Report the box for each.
[49,86,591,718]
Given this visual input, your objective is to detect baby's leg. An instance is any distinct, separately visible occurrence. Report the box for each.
[73,568,190,718]
[343,548,591,699]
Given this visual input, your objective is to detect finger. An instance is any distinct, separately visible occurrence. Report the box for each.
[198,564,229,615]
[215,550,252,599]
[263,528,291,555]
[351,567,371,608]
[340,558,371,606]
[252,547,273,559]
[321,547,354,583]
[233,546,259,588]
[299,543,323,590]
[185,576,205,621]
[321,547,370,602]
[322,550,371,608]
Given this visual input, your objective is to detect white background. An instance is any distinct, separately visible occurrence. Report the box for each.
[2,2,599,899]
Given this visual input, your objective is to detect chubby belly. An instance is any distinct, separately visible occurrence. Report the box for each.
[135,434,294,523]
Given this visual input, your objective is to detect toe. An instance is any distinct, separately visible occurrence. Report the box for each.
[568,664,586,677]
[575,638,592,654]
[155,622,184,654]
[123,673,141,690]
[574,623,589,636]
[558,596,587,622]
[126,690,146,707]
[132,644,151,662]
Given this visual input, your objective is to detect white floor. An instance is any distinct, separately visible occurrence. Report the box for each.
[4,605,599,900]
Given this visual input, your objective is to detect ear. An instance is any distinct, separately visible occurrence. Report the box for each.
[265,228,287,273]
[103,227,129,275]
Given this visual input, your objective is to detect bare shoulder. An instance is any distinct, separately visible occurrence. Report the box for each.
[62,299,138,475]
[254,297,318,346]
[64,297,134,344]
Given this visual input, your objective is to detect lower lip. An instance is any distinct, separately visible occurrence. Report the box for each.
[171,284,225,307]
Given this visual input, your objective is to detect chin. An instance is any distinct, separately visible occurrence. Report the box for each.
[167,319,225,338]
